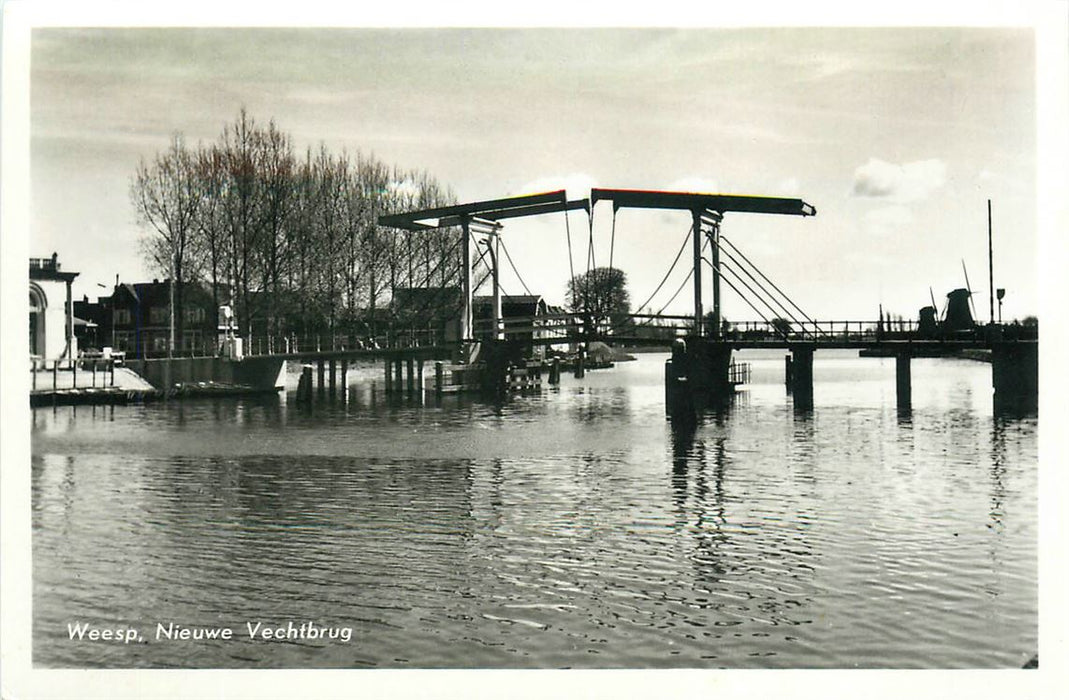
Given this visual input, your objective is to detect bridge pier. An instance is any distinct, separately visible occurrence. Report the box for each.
[991,341,1038,412]
[340,359,348,401]
[789,345,814,409]
[895,351,911,411]
[548,357,561,385]
[664,338,734,417]
[383,358,392,393]
[328,359,337,397]
[317,359,325,396]
[406,358,415,396]
[394,358,403,392]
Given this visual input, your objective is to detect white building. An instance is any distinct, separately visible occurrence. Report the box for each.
[29,253,79,361]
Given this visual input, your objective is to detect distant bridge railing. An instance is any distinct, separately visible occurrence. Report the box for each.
[217,314,1037,358]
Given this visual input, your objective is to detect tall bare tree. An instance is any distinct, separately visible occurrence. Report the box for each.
[131,133,201,353]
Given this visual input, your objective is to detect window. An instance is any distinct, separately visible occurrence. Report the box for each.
[114,309,132,325]
[183,307,206,324]
[149,307,168,325]
[113,331,134,352]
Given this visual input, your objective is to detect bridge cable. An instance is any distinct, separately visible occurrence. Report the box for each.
[650,233,708,318]
[653,266,695,317]
[716,247,811,336]
[719,235,825,337]
[715,259,794,331]
[499,238,534,297]
[717,269,782,337]
[633,224,694,315]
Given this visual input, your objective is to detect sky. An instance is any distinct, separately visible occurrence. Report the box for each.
[23,18,1043,325]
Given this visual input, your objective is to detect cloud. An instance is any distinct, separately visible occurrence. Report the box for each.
[518,173,598,200]
[852,158,947,203]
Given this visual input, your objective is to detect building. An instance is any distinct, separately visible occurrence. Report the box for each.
[390,287,462,345]
[75,280,222,358]
[29,253,79,360]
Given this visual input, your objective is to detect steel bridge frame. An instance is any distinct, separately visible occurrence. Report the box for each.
[379,187,817,345]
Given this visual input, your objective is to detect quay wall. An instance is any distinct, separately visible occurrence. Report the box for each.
[127,356,285,391]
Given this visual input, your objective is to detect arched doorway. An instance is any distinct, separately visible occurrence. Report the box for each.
[30,284,46,357]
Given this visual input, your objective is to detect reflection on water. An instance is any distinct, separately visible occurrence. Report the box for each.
[31,351,1037,668]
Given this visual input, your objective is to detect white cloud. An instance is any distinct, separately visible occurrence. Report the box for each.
[852,158,947,203]
[517,173,598,201]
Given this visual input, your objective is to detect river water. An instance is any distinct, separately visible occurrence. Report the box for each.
[31,350,1037,669]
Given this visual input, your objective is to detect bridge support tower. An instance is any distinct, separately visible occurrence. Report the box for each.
[665,337,735,417]
[991,341,1038,412]
[788,344,814,409]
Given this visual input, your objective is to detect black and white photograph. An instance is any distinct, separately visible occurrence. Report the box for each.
[2,2,1067,699]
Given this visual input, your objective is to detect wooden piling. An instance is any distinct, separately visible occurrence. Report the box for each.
[297,365,313,403]
[317,359,325,393]
[341,359,348,401]
[406,358,415,395]
[548,357,560,385]
[384,358,393,393]
[435,361,444,396]
[791,345,814,409]
[328,359,337,396]
[895,352,912,410]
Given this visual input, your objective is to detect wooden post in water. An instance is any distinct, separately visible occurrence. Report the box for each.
[548,357,560,385]
[895,351,912,410]
[72,358,77,388]
[417,359,424,395]
[784,354,793,388]
[394,358,403,392]
[790,345,814,409]
[32,360,37,391]
[435,361,444,397]
[53,360,58,390]
[317,359,325,394]
[341,359,348,401]
[406,358,415,395]
[384,358,392,393]
[574,345,586,379]
[297,365,313,403]
[328,359,336,397]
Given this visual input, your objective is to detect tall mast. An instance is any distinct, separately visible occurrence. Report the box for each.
[987,199,994,325]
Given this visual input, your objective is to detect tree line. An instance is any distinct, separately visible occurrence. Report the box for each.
[131,109,463,349]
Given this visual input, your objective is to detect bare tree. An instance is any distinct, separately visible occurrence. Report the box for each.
[131,133,201,354]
